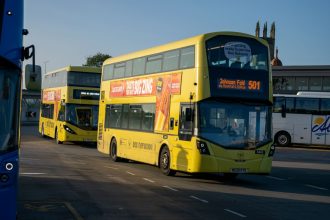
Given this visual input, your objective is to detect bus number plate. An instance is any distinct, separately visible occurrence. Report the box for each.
[231,168,247,173]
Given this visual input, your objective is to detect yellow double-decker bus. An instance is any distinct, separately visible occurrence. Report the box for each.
[39,66,101,144]
[98,32,275,178]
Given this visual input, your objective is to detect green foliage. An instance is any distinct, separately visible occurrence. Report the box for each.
[83,52,111,67]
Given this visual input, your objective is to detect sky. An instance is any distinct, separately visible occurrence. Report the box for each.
[23,0,330,74]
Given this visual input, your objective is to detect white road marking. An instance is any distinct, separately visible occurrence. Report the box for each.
[305,184,328,191]
[107,175,129,184]
[190,195,209,203]
[143,178,155,183]
[266,175,285,181]
[272,161,330,171]
[126,171,135,176]
[64,202,84,220]
[224,209,247,218]
[63,161,86,165]
[21,158,41,161]
[104,166,119,170]
[20,172,46,175]
[162,185,179,192]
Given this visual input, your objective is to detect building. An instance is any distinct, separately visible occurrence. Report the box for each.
[256,21,276,61]
[272,65,330,94]
[21,89,40,125]
[254,21,330,95]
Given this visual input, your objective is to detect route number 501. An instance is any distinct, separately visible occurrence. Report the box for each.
[248,80,261,90]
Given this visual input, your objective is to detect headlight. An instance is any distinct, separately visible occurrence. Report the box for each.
[268,144,275,157]
[63,125,76,134]
[196,140,210,155]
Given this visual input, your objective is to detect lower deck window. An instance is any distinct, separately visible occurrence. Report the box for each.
[105,103,155,132]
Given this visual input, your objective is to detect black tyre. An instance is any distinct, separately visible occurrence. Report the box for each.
[275,131,291,147]
[41,124,45,137]
[55,129,63,144]
[160,146,176,176]
[110,138,119,162]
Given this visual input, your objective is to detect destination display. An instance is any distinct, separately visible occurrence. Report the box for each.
[206,35,270,101]
[208,67,268,100]
[219,78,261,91]
[73,89,100,100]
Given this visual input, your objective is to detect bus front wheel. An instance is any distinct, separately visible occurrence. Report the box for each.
[41,124,45,137]
[110,138,119,162]
[160,146,176,176]
[55,128,63,144]
[275,131,291,147]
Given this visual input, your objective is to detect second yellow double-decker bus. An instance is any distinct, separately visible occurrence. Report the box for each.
[39,66,101,144]
[98,32,275,178]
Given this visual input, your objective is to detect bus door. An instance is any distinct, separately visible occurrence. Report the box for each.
[292,114,312,144]
[42,103,54,136]
[311,115,327,145]
[176,104,194,170]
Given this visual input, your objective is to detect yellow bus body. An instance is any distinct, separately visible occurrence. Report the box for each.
[98,32,273,175]
[39,66,101,143]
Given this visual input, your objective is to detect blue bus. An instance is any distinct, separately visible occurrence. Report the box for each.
[0,0,37,219]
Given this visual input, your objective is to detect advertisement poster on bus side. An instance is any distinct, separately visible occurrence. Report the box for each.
[42,89,61,102]
[109,73,182,132]
[42,89,61,120]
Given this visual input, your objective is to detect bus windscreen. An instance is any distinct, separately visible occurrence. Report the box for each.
[0,68,20,153]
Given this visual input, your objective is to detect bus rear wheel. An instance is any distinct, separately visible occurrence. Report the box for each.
[160,146,176,176]
[275,131,291,147]
[110,138,119,162]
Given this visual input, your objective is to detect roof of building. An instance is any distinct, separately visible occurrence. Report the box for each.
[271,48,282,66]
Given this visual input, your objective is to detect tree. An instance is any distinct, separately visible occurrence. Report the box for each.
[83,52,111,67]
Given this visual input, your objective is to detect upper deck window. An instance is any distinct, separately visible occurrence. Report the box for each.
[163,50,179,72]
[68,71,101,88]
[43,71,100,88]
[146,54,163,74]
[103,64,114,80]
[180,46,195,69]
[133,57,146,76]
[206,36,269,71]
[113,63,126,79]
[101,45,195,81]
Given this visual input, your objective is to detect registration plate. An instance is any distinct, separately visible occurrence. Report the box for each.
[231,168,248,173]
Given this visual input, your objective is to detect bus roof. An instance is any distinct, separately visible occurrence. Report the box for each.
[274,92,330,98]
[103,31,268,65]
[297,91,330,97]
[46,66,101,76]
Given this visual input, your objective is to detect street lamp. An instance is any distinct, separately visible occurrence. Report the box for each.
[43,60,49,75]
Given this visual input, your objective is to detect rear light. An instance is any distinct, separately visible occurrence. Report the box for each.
[63,125,76,134]
[268,144,275,157]
[196,140,210,155]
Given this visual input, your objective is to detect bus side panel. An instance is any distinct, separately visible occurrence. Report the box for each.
[311,115,327,145]
[0,150,19,220]
[116,130,162,165]
[272,113,294,141]
[290,114,312,144]
[0,0,23,68]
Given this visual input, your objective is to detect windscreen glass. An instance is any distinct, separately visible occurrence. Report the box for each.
[0,68,20,153]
